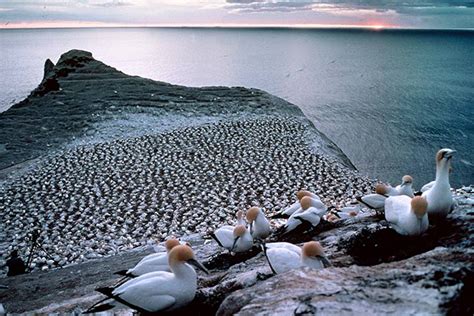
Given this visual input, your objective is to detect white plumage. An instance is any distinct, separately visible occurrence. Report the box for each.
[385,196,429,236]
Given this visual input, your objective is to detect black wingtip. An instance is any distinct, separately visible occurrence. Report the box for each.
[210,232,224,248]
[114,269,129,276]
[270,213,288,219]
[414,191,423,196]
[83,303,115,314]
[95,286,114,297]
[261,243,277,275]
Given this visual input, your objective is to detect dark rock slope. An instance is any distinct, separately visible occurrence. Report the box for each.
[0,49,353,176]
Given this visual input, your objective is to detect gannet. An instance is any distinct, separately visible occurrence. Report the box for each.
[395,175,414,197]
[114,239,180,277]
[211,224,253,253]
[236,210,246,226]
[356,183,388,212]
[263,241,330,274]
[422,148,456,220]
[273,190,321,218]
[246,207,271,240]
[283,196,321,233]
[88,245,209,313]
[421,166,453,193]
[385,196,429,236]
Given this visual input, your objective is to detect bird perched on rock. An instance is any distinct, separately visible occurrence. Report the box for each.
[422,148,456,220]
[86,245,208,313]
[282,196,321,234]
[211,224,253,253]
[246,207,270,241]
[272,190,321,219]
[263,241,331,274]
[357,175,415,212]
[385,196,429,236]
[114,238,181,278]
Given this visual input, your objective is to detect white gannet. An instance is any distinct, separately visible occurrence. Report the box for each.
[283,196,321,233]
[422,148,456,220]
[359,176,415,211]
[274,190,321,218]
[88,245,209,313]
[115,239,180,277]
[356,184,388,212]
[385,196,429,236]
[211,224,253,253]
[421,166,453,193]
[395,175,414,197]
[263,241,330,274]
[246,207,271,240]
[236,210,246,226]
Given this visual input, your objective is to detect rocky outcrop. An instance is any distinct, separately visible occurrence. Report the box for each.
[0,50,353,174]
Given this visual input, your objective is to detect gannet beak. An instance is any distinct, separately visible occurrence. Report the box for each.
[446,149,456,159]
[231,236,240,252]
[187,258,210,274]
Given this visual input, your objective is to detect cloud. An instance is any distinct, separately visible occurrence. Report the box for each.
[225,0,474,14]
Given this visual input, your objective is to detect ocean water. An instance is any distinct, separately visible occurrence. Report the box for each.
[0,28,473,187]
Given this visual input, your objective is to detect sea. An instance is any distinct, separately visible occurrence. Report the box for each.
[0,27,473,187]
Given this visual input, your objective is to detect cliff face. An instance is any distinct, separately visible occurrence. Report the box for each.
[0,49,353,176]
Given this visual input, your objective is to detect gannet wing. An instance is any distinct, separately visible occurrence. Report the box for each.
[265,248,301,274]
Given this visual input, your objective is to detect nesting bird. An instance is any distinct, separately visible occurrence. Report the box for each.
[87,245,208,313]
[385,196,429,236]
[422,148,456,220]
[114,239,180,277]
[263,241,330,274]
[357,175,415,212]
[283,196,321,233]
[211,224,253,253]
[273,190,321,218]
[246,207,270,240]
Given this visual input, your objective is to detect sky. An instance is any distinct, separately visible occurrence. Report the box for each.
[0,0,473,29]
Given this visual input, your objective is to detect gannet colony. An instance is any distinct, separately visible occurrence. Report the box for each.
[0,50,472,315]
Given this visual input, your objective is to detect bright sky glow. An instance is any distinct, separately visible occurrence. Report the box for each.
[0,0,473,29]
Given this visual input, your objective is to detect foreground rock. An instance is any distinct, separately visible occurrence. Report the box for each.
[0,190,471,314]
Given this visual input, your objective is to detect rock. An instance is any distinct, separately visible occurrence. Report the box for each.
[43,59,55,80]
[217,204,474,315]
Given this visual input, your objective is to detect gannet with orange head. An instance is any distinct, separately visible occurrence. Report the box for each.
[276,190,321,218]
[422,148,456,220]
[385,196,429,235]
[212,224,253,253]
[283,196,321,233]
[114,239,181,277]
[263,241,331,274]
[90,245,208,313]
[246,207,270,240]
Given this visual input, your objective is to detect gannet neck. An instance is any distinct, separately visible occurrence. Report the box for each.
[435,160,450,186]
[171,261,198,280]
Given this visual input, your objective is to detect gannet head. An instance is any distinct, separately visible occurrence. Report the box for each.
[246,207,260,223]
[411,196,428,219]
[436,148,456,167]
[300,196,312,210]
[231,225,247,251]
[246,207,260,235]
[302,241,325,258]
[168,245,209,274]
[165,238,180,252]
[297,190,312,201]
[236,210,245,221]
[401,175,413,186]
[375,184,388,195]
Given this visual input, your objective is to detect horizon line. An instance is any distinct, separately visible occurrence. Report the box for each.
[1,22,474,31]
